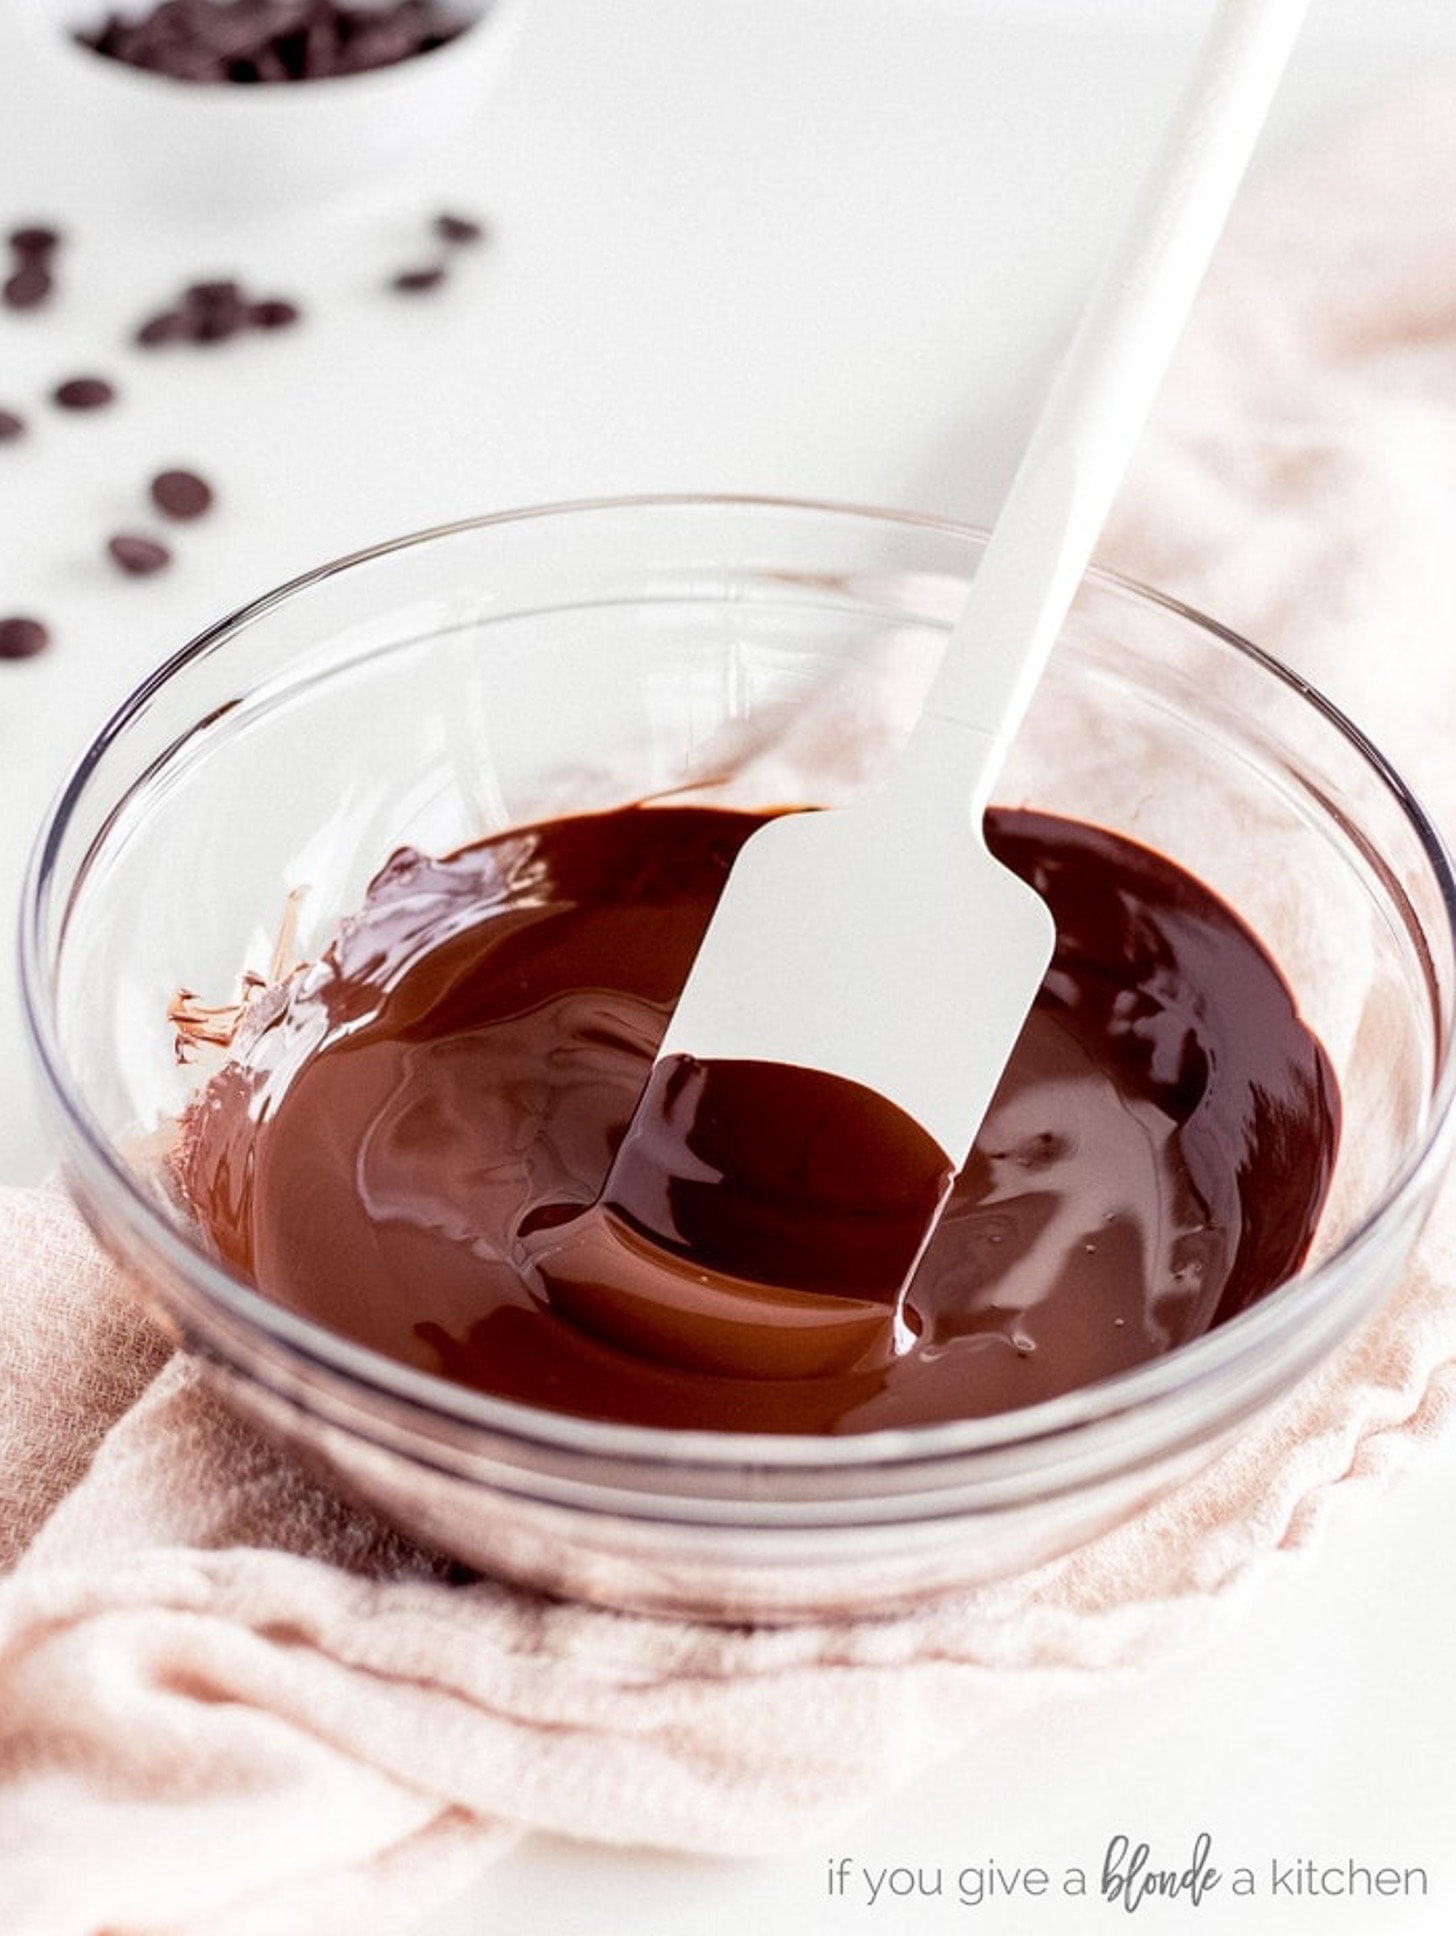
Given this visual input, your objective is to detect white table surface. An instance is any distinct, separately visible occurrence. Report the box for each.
[4,3,1456,1931]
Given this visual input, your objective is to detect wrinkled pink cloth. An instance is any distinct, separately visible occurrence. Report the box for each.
[8,85,1456,1936]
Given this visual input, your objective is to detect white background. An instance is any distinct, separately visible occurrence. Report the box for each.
[3,3,1456,1931]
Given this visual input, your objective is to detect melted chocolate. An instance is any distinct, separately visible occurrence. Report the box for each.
[174,803,1340,1434]
[519,1051,953,1380]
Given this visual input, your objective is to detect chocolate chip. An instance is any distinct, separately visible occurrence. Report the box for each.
[75,2,470,84]
[108,533,172,576]
[0,409,25,443]
[8,225,62,258]
[249,296,301,329]
[53,375,117,411]
[435,212,485,245]
[391,264,448,294]
[150,468,214,520]
[3,264,54,310]
[6,222,63,307]
[180,278,249,341]
[135,309,188,347]
[135,281,302,347]
[386,211,489,296]
[0,616,50,660]
[184,278,245,309]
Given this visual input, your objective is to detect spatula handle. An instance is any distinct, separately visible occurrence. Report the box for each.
[920,0,1309,798]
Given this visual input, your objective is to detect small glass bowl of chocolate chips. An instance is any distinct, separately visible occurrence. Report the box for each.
[27,0,522,213]
[19,499,1456,1624]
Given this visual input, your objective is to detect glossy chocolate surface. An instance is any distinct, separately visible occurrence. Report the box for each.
[174,803,1340,1433]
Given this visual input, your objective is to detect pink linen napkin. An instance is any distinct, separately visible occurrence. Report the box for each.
[7,84,1456,1936]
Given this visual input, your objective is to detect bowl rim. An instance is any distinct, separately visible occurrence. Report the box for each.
[20,491,1456,1475]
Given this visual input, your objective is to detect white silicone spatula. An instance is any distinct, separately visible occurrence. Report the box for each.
[655,0,1309,1177]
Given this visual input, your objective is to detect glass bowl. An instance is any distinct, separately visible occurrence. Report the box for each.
[20,496,1456,1622]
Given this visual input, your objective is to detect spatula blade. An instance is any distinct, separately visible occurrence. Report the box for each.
[656,798,1056,1167]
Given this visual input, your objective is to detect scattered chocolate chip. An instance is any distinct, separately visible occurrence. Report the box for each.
[76,1,471,84]
[6,221,64,307]
[184,278,250,341]
[188,303,242,343]
[150,468,214,520]
[0,615,51,660]
[184,278,245,310]
[391,264,448,294]
[108,532,172,576]
[3,264,54,310]
[435,211,485,246]
[249,296,301,329]
[8,225,62,258]
[135,279,302,347]
[0,409,25,443]
[135,309,188,347]
[52,375,117,411]
[385,210,489,295]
